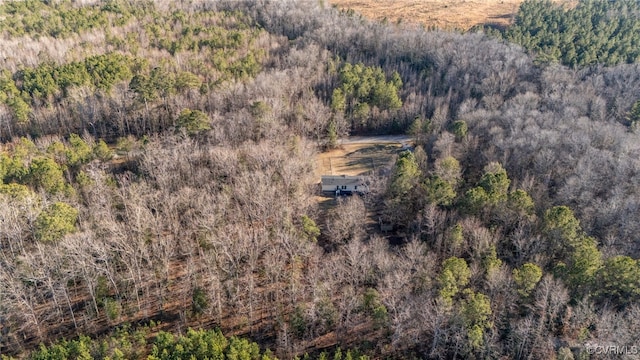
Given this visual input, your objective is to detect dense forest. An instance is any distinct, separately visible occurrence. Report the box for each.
[499,0,640,67]
[1,0,640,358]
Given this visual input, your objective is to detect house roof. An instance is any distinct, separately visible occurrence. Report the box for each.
[321,175,365,187]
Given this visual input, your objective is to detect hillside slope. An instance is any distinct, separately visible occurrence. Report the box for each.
[1,1,640,359]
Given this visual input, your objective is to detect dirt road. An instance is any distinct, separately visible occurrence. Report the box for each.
[337,135,412,145]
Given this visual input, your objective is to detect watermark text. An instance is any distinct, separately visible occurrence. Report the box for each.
[585,343,639,355]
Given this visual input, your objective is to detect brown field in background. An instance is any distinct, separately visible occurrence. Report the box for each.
[328,0,575,31]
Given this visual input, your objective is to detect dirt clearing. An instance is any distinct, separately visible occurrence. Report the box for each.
[317,143,401,177]
[315,137,410,211]
[316,136,411,179]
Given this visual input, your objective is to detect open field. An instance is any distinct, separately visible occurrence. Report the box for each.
[328,0,575,30]
[317,143,401,177]
[315,137,409,212]
[316,136,411,179]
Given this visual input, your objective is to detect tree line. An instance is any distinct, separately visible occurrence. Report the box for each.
[2,325,368,360]
[498,0,640,67]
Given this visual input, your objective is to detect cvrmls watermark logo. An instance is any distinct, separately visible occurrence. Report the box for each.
[584,342,639,355]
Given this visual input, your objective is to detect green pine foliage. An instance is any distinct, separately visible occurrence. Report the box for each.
[0,135,111,197]
[27,327,284,360]
[191,287,209,317]
[66,134,93,167]
[462,162,512,215]
[0,70,31,123]
[175,109,211,136]
[93,140,113,162]
[2,138,35,183]
[477,162,510,204]
[459,290,492,350]
[564,237,602,295]
[595,255,640,306]
[0,0,128,38]
[11,53,136,105]
[149,328,275,360]
[34,202,78,242]
[361,288,389,329]
[174,71,202,93]
[628,99,640,130]
[505,189,535,218]
[30,336,94,360]
[543,205,582,247]
[389,151,421,198]
[331,62,403,131]
[28,157,67,194]
[0,182,34,199]
[85,53,135,92]
[481,245,502,275]
[543,206,603,297]
[513,263,543,297]
[385,150,422,226]
[438,257,471,302]
[450,120,468,141]
[300,215,321,242]
[501,0,640,67]
[0,2,264,141]
[422,175,456,207]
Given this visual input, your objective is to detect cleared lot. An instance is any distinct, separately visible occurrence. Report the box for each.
[316,136,411,178]
[315,136,411,212]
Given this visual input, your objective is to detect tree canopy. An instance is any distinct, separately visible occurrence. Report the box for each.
[501,0,640,67]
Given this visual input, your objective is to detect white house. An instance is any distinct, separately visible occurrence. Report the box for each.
[321,175,368,194]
